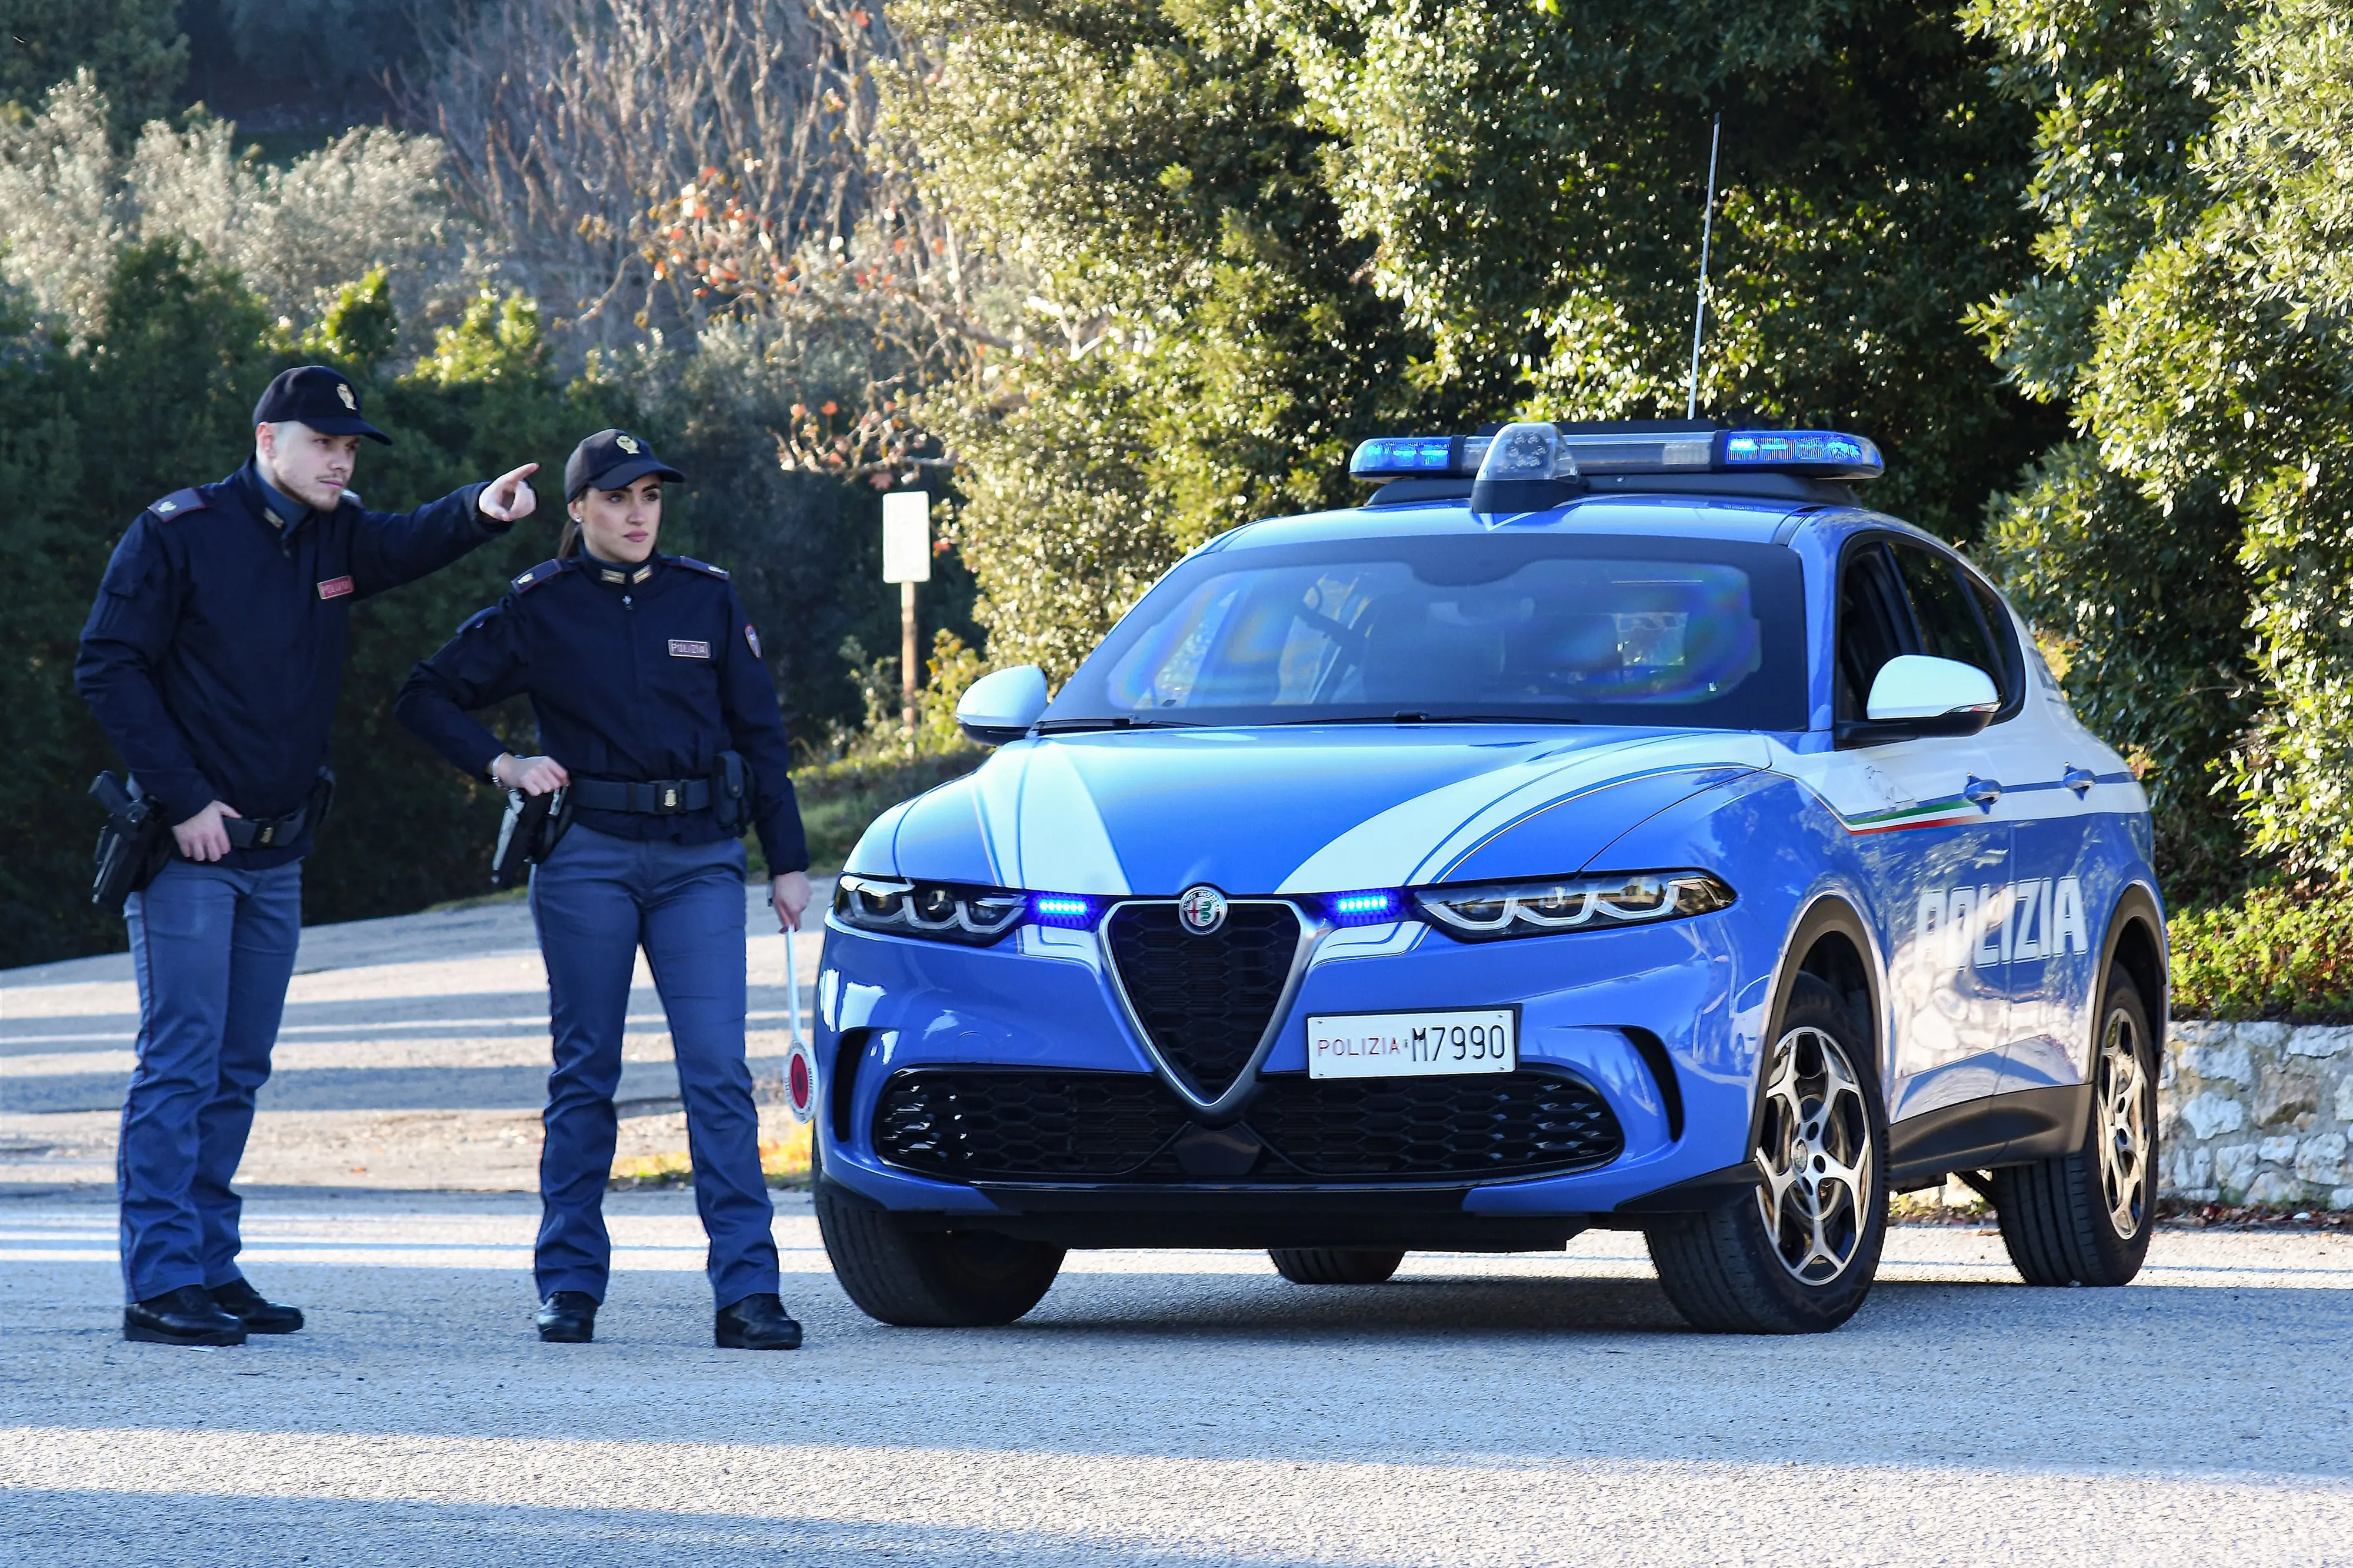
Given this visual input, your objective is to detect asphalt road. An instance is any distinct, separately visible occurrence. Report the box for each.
[5,899,2352,1564]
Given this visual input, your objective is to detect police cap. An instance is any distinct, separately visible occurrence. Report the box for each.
[253,365,391,445]
[565,429,685,501]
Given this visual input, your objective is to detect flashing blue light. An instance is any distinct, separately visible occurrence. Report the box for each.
[1028,893,1096,930]
[1349,436,1455,479]
[1326,888,1402,926]
[1721,429,1882,478]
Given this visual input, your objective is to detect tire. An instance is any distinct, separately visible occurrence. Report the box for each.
[814,1180,1065,1326]
[1991,967,2158,1287]
[1269,1247,1405,1285]
[1645,974,1889,1333]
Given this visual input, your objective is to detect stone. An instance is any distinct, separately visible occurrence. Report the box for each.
[2258,1134,2300,1163]
[2158,1052,2178,1090]
[2334,1187,2353,1212]
[2180,1090,2247,1140]
[2338,1075,2353,1123]
[2239,1022,2292,1055]
[2182,1040,2255,1087]
[2246,1169,2306,1206]
[2214,1142,2260,1199]
[2168,1145,2212,1194]
[2255,1066,2322,1126]
[2287,1025,2353,1058]
[2296,1133,2349,1186]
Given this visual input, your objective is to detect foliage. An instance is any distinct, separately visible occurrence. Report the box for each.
[2171,886,2353,1024]
[0,74,466,351]
[892,0,1459,680]
[0,0,185,134]
[1968,0,2353,883]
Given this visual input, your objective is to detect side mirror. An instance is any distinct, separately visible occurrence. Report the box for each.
[954,665,1049,747]
[1842,655,1999,746]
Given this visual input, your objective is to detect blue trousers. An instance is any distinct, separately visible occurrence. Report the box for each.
[529,826,779,1307]
[119,858,304,1303]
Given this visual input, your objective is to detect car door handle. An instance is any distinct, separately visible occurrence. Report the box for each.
[2062,765,2097,796]
[1963,776,2003,809]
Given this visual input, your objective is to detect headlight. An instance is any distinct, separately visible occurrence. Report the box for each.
[1412,870,1734,942]
[833,873,1029,945]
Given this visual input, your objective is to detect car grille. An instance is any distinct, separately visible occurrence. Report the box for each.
[1104,901,1302,1099]
[871,1068,1624,1184]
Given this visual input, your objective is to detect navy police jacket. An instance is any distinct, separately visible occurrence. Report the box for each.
[393,552,809,873]
[75,461,507,868]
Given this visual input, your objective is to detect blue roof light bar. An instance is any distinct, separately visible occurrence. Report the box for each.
[1348,425,1882,483]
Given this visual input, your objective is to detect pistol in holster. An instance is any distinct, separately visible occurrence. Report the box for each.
[491,784,574,890]
[89,773,174,913]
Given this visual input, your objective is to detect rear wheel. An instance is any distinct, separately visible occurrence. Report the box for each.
[814,1180,1065,1326]
[1268,1247,1405,1285]
[1645,975,1888,1333]
[1991,968,2157,1287]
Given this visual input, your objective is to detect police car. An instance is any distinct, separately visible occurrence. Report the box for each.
[806,421,2164,1334]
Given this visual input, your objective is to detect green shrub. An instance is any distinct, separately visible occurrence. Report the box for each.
[2169,888,2353,1024]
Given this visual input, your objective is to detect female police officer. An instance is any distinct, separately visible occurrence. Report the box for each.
[395,429,810,1350]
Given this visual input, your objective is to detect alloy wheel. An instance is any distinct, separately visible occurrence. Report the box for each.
[2095,1009,2151,1240]
[1752,1024,1875,1284]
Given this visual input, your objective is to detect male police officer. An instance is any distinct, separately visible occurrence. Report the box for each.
[75,365,538,1347]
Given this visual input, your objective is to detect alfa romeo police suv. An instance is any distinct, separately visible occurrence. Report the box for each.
[804,421,2164,1334]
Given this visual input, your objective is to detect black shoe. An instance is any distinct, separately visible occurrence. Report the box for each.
[715,1292,802,1350]
[125,1285,247,1347]
[536,1290,598,1343]
[208,1277,305,1334]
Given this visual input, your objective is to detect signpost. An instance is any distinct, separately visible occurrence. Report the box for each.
[881,491,931,740]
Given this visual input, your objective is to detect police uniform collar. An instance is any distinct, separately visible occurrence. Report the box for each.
[578,549,656,586]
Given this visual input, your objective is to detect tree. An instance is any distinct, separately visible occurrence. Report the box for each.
[0,0,185,133]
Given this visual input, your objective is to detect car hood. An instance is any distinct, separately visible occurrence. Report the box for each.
[863,725,1772,895]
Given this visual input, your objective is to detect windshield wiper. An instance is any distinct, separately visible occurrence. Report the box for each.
[1275,712,1588,726]
[1034,716,1202,733]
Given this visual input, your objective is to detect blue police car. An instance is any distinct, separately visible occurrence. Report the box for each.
[808,421,2164,1333]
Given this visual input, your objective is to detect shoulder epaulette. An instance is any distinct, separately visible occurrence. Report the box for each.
[509,558,568,595]
[672,556,731,580]
[146,488,209,521]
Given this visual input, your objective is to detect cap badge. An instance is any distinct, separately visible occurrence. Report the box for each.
[336,382,356,410]
[1176,884,1229,937]
[616,434,640,455]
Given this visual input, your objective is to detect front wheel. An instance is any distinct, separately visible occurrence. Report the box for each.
[1269,1247,1405,1285]
[1991,968,2157,1287]
[815,1180,1065,1326]
[1645,974,1889,1333]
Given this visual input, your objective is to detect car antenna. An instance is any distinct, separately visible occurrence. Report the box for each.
[1685,111,1722,422]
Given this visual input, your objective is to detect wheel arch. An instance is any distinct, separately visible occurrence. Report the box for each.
[1750,892,1889,1148]
[2098,880,2169,1053]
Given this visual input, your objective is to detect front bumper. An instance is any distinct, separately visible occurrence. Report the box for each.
[813,907,1774,1243]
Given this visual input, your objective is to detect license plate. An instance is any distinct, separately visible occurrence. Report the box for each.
[1306,1008,1517,1079]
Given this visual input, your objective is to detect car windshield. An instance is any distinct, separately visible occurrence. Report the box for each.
[1046,533,1807,731]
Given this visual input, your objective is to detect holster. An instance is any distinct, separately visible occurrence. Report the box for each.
[711,750,752,832]
[89,773,173,913]
[491,785,574,891]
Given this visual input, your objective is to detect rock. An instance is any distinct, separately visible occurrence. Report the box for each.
[2334,1186,2353,1212]
[2182,1040,2255,1087]
[2180,1090,2247,1140]
[2288,1025,2353,1059]
[2239,1022,2293,1055]
[2295,1133,2349,1186]
[2214,1142,2261,1199]
[2258,1134,2300,1163]
[2167,1145,2212,1194]
[2255,1066,2322,1126]
[2339,1075,2353,1123]
[2246,1169,2306,1206]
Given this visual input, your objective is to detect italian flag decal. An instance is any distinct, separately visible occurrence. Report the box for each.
[1838,795,1981,835]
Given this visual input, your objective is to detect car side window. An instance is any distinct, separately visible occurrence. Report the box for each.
[1964,573,2025,709]
[1889,542,2015,709]
[1835,542,1909,723]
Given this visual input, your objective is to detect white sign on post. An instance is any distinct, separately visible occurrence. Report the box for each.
[881,491,932,583]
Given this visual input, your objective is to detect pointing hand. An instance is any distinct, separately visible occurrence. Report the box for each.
[480,463,539,523]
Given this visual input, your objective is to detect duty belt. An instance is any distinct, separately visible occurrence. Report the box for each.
[222,803,309,849]
[569,776,711,816]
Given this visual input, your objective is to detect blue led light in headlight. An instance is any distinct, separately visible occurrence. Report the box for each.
[1029,893,1098,930]
[1325,888,1404,926]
